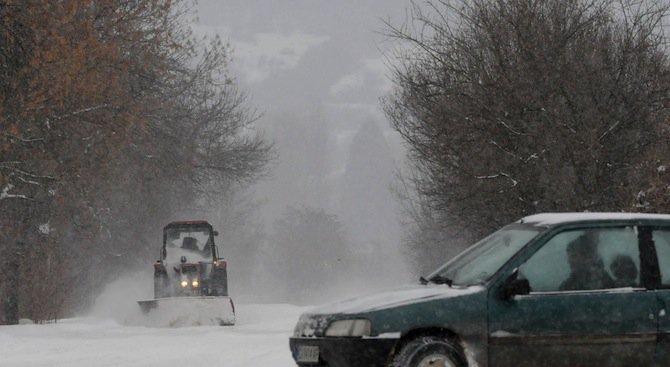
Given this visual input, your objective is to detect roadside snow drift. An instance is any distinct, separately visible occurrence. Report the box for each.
[0,303,307,367]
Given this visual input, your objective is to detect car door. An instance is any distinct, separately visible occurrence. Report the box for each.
[488,225,657,367]
[648,227,670,364]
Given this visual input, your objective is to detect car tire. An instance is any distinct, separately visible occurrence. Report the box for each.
[390,335,466,367]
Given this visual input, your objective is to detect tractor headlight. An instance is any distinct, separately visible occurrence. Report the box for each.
[325,319,371,337]
[180,280,188,288]
[191,280,199,288]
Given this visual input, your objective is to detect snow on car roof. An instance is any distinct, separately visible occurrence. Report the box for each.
[519,212,670,226]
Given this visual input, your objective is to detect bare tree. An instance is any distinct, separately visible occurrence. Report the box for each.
[0,0,271,324]
[384,0,670,266]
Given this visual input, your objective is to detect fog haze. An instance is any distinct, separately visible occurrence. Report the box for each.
[194,0,415,300]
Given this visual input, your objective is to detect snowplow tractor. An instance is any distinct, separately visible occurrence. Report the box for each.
[138,221,235,326]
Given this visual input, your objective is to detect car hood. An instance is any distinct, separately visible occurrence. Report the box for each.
[307,284,484,315]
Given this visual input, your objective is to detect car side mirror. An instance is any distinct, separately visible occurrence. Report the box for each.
[500,276,530,300]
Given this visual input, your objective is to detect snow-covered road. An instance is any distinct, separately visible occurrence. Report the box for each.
[0,303,307,367]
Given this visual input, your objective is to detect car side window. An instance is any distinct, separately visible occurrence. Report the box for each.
[518,227,639,292]
[651,229,670,287]
[599,228,641,288]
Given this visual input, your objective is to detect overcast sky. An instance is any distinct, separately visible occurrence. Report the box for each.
[194,0,410,119]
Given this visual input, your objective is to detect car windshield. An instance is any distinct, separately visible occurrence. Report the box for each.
[427,224,541,286]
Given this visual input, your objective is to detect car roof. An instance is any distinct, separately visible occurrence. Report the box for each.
[518,212,670,227]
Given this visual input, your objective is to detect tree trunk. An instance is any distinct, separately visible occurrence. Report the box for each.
[4,252,20,325]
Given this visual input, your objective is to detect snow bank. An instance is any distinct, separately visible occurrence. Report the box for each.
[0,303,309,367]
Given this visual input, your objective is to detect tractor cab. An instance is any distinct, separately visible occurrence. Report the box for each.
[163,221,218,264]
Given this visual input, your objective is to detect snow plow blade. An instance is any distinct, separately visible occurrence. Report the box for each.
[137,296,235,327]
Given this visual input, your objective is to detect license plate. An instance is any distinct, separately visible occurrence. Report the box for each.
[297,345,319,363]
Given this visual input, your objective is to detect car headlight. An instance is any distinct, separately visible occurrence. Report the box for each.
[192,280,199,288]
[325,319,371,337]
[180,280,188,288]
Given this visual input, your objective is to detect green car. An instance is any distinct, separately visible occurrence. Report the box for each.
[290,213,670,367]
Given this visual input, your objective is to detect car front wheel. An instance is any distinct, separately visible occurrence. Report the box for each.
[390,335,466,367]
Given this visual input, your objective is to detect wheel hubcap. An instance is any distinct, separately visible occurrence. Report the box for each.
[417,353,456,367]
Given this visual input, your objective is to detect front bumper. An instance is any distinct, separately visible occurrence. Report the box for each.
[289,336,398,367]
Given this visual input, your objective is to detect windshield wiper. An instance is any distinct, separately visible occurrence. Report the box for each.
[420,275,453,287]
